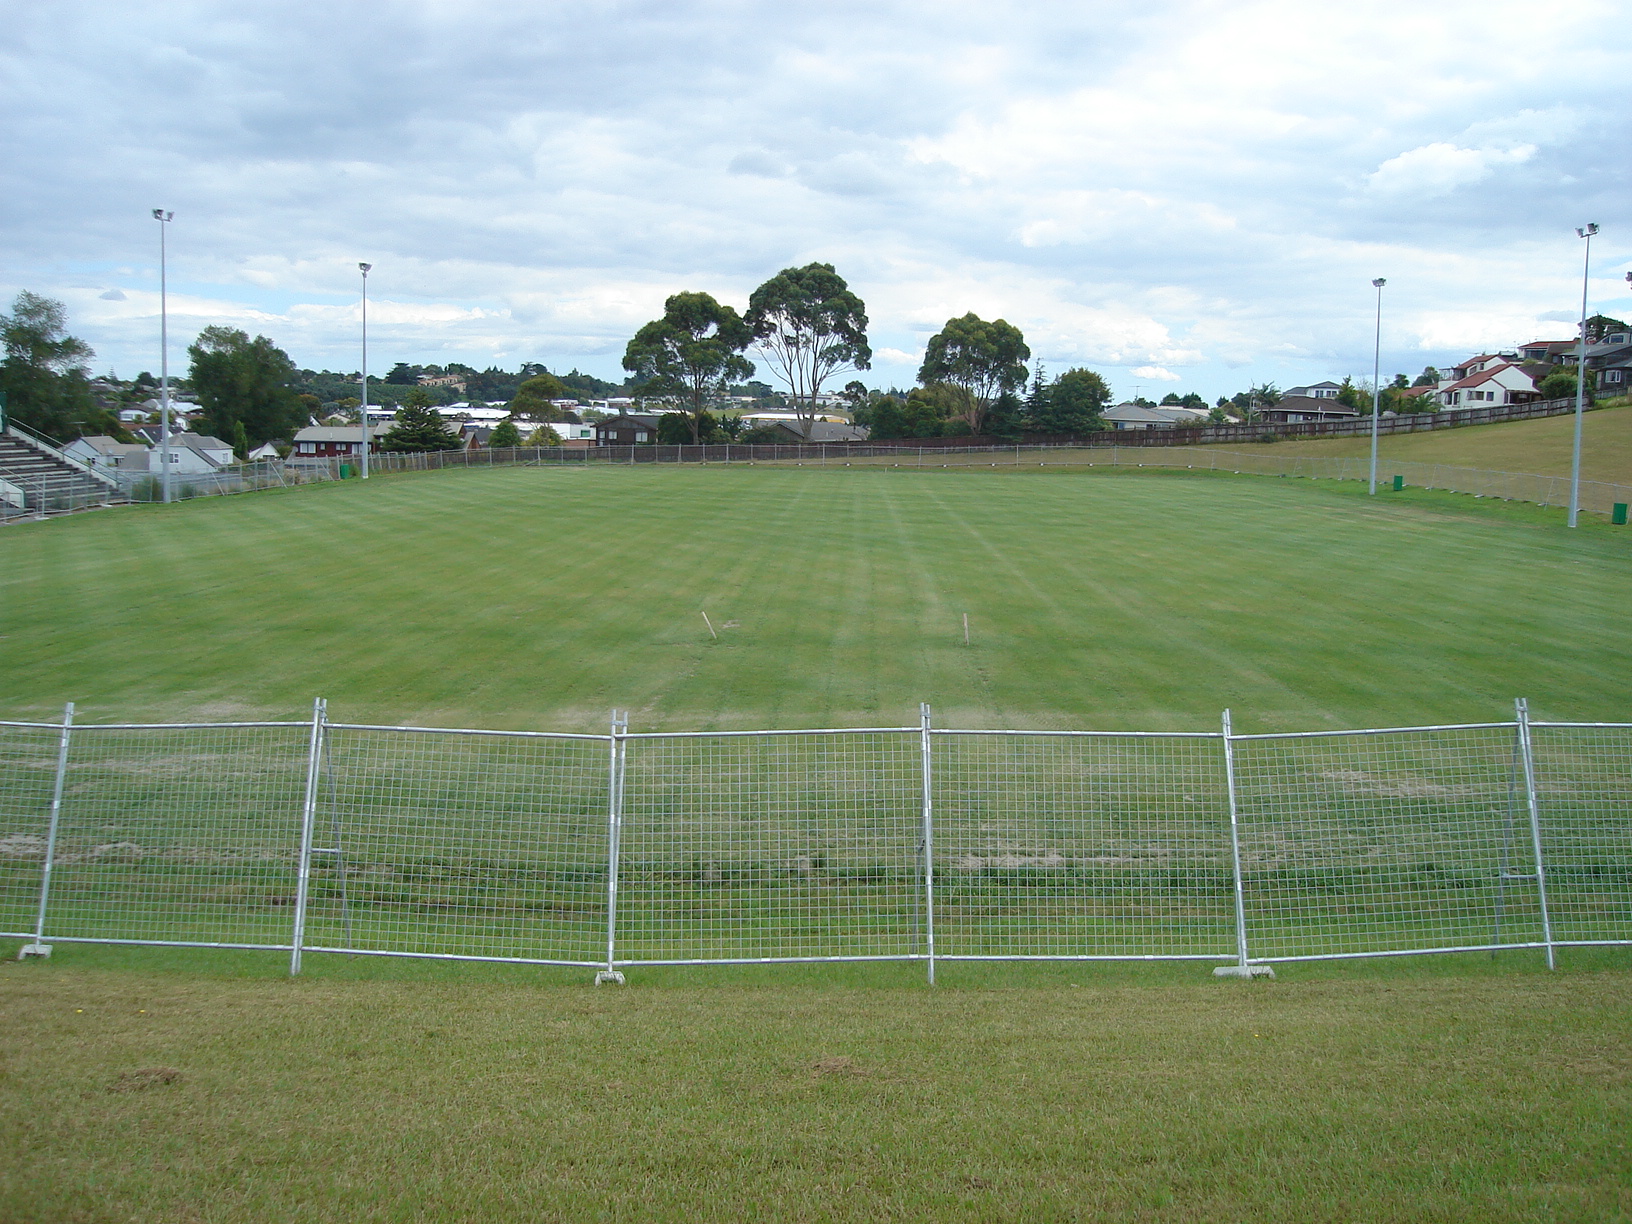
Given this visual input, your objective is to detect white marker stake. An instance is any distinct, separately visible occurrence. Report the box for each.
[701,611,718,639]
[963,613,970,646]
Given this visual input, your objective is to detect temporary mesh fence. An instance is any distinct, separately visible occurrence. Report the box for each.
[3,703,1627,975]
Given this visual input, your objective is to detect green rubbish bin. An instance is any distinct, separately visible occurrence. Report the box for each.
[340,464,353,479]
[1392,475,1404,491]
[1614,503,1628,526]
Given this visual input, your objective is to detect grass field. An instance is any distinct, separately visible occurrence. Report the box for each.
[1259,401,1632,485]
[3,948,1630,1222]
[2,462,1629,732]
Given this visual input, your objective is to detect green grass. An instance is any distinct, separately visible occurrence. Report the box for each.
[1258,401,1632,485]
[3,463,1629,732]
[3,948,1630,1222]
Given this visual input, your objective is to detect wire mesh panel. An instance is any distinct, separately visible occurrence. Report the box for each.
[0,722,63,938]
[1529,724,1632,946]
[309,728,607,964]
[42,724,310,947]
[616,732,922,963]
[1231,725,1542,960]
[932,733,1235,959]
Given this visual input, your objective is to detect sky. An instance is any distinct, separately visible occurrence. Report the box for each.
[3,0,1630,403]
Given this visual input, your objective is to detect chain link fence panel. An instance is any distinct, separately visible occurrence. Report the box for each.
[615,731,923,964]
[1530,723,1632,946]
[1230,725,1546,961]
[307,726,609,965]
[0,721,64,937]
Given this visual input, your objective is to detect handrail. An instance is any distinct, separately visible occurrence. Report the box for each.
[3,423,122,490]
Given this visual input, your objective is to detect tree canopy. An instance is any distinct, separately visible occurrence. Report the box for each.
[623,291,753,444]
[487,417,522,448]
[0,291,109,441]
[745,263,871,441]
[381,390,461,452]
[507,372,571,419]
[1027,368,1110,434]
[917,313,1030,434]
[187,326,306,447]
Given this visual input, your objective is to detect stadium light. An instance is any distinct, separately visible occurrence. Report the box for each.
[1369,278,1386,496]
[152,209,174,504]
[359,263,372,480]
[1568,224,1598,528]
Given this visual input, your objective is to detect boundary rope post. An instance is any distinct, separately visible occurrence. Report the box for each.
[19,701,73,960]
[1515,698,1557,969]
[289,697,326,976]
[597,710,628,984]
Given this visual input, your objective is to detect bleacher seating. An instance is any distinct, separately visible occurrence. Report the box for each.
[0,427,122,518]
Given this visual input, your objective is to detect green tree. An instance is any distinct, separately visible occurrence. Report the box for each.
[488,417,522,448]
[623,291,754,444]
[0,291,104,440]
[917,313,1030,435]
[1028,368,1110,434]
[186,326,305,446]
[381,390,461,452]
[385,362,422,385]
[1538,371,1582,401]
[1412,367,1440,387]
[746,263,871,442]
[867,384,969,439]
[507,372,571,419]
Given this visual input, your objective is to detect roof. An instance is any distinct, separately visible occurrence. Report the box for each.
[1104,403,1177,423]
[1440,362,1534,392]
[71,436,148,457]
[1273,395,1360,415]
[771,421,870,442]
[293,425,393,442]
[167,432,232,451]
[596,414,662,428]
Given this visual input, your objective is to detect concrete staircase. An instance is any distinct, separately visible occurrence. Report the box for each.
[0,426,123,519]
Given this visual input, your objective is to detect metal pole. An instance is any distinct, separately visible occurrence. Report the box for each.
[153,210,174,504]
[919,702,936,986]
[20,702,73,960]
[359,263,372,480]
[290,697,327,976]
[1568,225,1597,527]
[1369,278,1385,495]
[1514,698,1557,969]
[597,711,628,984]
[1213,709,1267,978]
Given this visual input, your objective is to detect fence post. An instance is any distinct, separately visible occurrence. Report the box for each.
[597,711,628,984]
[1214,709,1270,978]
[19,702,73,960]
[1514,698,1557,969]
[289,697,326,976]
[919,702,936,985]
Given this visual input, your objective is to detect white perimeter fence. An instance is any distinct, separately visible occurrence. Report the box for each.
[3,701,1628,981]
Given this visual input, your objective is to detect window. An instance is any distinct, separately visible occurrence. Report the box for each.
[636,432,648,441]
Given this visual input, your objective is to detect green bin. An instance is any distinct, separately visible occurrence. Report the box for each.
[1392,475,1403,491]
[340,463,353,479]
[1614,503,1628,526]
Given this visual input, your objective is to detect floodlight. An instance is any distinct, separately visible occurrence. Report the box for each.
[1576,224,1599,238]
[1372,278,1386,288]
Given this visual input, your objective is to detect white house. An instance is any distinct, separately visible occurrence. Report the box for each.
[1282,381,1342,399]
[63,435,150,472]
[116,434,234,475]
[1437,362,1539,408]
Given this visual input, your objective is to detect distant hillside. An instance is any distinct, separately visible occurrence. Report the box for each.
[1255,401,1632,485]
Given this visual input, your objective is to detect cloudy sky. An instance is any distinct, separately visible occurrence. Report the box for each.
[3,0,1629,400]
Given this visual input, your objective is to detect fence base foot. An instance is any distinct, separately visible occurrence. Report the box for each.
[17,943,52,960]
[594,970,626,986]
[1212,964,1274,979]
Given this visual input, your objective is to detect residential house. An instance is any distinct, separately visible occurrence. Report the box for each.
[1261,396,1360,424]
[541,422,596,447]
[246,442,282,461]
[289,424,392,464]
[1103,402,1198,430]
[418,373,466,391]
[62,435,150,472]
[1516,339,1577,365]
[594,414,662,445]
[763,421,870,442]
[1282,381,1342,400]
[117,433,235,476]
[1437,362,1540,408]
[1580,332,1632,395]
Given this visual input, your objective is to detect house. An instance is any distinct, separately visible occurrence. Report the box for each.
[594,414,662,445]
[1283,381,1342,400]
[62,435,150,472]
[1437,362,1540,408]
[289,424,392,462]
[1102,402,1206,430]
[1516,339,1577,365]
[418,373,466,391]
[763,421,870,442]
[246,442,282,461]
[1261,396,1360,424]
[540,422,596,447]
[116,433,234,476]
[1579,332,1632,395]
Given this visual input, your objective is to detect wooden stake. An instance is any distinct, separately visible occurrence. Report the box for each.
[701,611,718,640]
[963,613,970,646]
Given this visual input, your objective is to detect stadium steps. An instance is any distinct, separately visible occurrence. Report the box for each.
[0,426,123,518]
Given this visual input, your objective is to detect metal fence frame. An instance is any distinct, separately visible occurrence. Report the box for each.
[4,700,1627,980]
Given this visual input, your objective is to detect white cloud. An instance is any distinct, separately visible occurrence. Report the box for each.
[1130,365,1181,382]
[1367,142,1537,197]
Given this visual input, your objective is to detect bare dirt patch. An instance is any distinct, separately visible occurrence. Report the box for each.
[108,1067,182,1092]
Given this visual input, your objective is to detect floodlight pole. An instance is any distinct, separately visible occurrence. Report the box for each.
[1368,278,1385,495]
[152,209,174,503]
[1568,225,1597,528]
[359,263,372,479]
